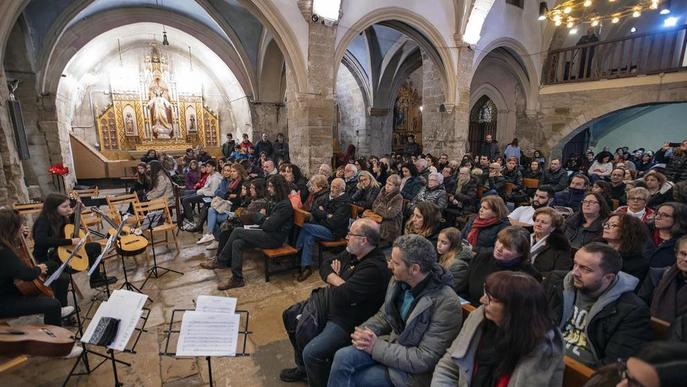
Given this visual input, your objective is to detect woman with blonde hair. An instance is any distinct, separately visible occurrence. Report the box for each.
[530,207,572,274]
[615,186,654,223]
[351,170,381,210]
[436,227,473,292]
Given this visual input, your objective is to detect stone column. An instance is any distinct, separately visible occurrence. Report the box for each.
[37,94,76,191]
[250,102,288,141]
[286,21,337,175]
[0,71,29,205]
[450,44,474,157]
[367,108,392,155]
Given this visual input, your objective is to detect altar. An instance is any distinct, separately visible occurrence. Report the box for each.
[96,43,220,158]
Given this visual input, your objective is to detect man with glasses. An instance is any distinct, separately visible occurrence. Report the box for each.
[280,219,390,386]
[648,202,687,268]
[544,242,650,368]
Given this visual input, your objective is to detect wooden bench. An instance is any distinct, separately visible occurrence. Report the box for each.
[316,205,357,264]
[260,208,309,282]
[651,316,671,340]
[523,178,540,190]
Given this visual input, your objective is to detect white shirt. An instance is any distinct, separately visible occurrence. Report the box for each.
[508,205,536,225]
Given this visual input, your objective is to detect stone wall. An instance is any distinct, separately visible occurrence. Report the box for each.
[421,52,461,156]
[250,102,287,143]
[335,65,368,155]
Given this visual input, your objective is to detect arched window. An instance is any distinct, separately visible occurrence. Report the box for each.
[469,96,497,155]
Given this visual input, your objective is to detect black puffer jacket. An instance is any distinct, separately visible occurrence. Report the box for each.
[310,193,351,239]
[563,212,603,249]
[544,271,651,366]
[655,148,687,183]
[531,231,573,275]
[351,185,382,210]
[541,168,569,192]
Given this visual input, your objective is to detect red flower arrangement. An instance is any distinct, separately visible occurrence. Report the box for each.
[48,163,70,176]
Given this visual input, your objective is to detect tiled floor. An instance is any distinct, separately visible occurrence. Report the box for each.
[1,225,324,386]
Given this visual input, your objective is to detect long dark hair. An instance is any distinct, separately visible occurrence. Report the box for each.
[268,174,290,202]
[250,178,266,199]
[0,208,23,254]
[149,160,170,189]
[37,193,70,236]
[608,213,649,255]
[657,202,687,239]
[484,271,555,375]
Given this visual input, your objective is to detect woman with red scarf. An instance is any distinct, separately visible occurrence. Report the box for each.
[462,196,511,256]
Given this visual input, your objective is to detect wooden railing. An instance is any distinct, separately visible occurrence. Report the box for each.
[543,25,687,85]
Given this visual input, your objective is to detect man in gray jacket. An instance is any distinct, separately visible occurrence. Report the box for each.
[327,234,462,387]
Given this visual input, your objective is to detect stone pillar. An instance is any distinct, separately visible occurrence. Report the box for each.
[450,44,474,157]
[0,71,29,205]
[250,102,288,142]
[286,21,336,175]
[367,108,392,155]
[37,94,75,191]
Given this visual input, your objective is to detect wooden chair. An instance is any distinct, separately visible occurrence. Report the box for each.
[13,202,43,216]
[563,356,594,387]
[651,316,671,340]
[504,182,516,194]
[70,187,99,199]
[132,198,180,254]
[260,208,309,282]
[106,193,141,225]
[523,178,540,189]
[351,204,365,219]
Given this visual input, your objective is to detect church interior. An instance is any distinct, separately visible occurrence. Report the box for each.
[1,0,687,386]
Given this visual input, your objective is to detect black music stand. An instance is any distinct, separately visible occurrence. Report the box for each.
[141,212,183,289]
[160,308,252,387]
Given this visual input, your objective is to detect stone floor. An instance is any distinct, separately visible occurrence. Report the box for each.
[1,228,326,387]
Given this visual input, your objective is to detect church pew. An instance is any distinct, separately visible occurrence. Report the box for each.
[260,208,309,282]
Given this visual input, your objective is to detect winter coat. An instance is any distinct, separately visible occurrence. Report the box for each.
[620,250,650,285]
[531,231,573,275]
[410,185,448,210]
[639,265,687,323]
[362,267,463,387]
[502,168,523,190]
[461,216,511,256]
[254,139,274,158]
[351,185,382,210]
[431,307,564,387]
[480,142,500,161]
[440,243,474,294]
[647,236,679,268]
[563,212,603,249]
[184,169,200,189]
[541,168,569,192]
[544,271,651,367]
[371,188,404,245]
[256,198,294,244]
[401,176,423,200]
[273,141,290,164]
[646,184,673,209]
[146,172,174,205]
[655,147,687,183]
[303,189,329,212]
[552,188,586,211]
[450,176,479,213]
[310,193,351,239]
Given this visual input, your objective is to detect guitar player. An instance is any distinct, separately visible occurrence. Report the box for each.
[32,193,117,309]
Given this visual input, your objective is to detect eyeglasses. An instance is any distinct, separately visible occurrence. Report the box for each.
[582,200,599,206]
[655,211,673,219]
[616,359,648,387]
[602,222,619,229]
[627,197,646,202]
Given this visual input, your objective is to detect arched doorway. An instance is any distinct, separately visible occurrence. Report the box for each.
[469,96,497,155]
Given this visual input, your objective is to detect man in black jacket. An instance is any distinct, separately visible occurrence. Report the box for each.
[280,219,390,386]
[296,178,351,281]
[544,242,651,367]
[254,132,274,159]
[541,158,569,192]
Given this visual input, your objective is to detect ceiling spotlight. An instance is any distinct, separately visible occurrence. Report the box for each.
[583,0,592,6]
[633,10,641,18]
[631,27,637,33]
[660,0,671,15]
[650,0,659,10]
[563,6,572,14]
[162,31,169,46]
[555,19,562,26]
[569,27,579,34]
[664,16,678,27]
[612,16,620,24]
[591,18,600,27]
[567,21,574,28]
[538,2,548,21]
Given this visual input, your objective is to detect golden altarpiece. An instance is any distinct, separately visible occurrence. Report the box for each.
[392,81,422,153]
[96,43,219,158]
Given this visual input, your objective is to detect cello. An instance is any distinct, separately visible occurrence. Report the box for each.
[13,233,54,298]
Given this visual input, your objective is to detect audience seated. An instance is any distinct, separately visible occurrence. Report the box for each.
[509,185,555,227]
[609,168,628,205]
[540,158,568,192]
[280,219,391,386]
[544,243,650,367]
[456,226,541,306]
[296,178,351,282]
[644,171,673,209]
[639,235,687,323]
[370,174,403,246]
[404,202,443,244]
[204,175,293,289]
[615,187,655,223]
[462,196,511,255]
[181,159,222,229]
[484,162,506,197]
[144,160,174,205]
[303,174,329,212]
[602,213,650,284]
[350,171,381,210]
[328,235,462,387]
[436,227,473,294]
[530,207,572,275]
[432,271,564,387]
[409,172,448,211]
[564,192,610,249]
[552,174,590,211]
[616,341,687,387]
[446,167,479,219]
[655,140,687,184]
[588,151,614,183]
[184,160,200,190]
[591,180,615,209]
[280,163,309,204]
[343,164,358,196]
[400,162,423,200]
[647,202,687,268]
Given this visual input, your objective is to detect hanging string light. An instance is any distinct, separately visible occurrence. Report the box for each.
[538,0,670,28]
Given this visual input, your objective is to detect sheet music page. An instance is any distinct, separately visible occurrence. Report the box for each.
[196,295,237,315]
[176,311,240,357]
[81,302,143,351]
[108,289,148,310]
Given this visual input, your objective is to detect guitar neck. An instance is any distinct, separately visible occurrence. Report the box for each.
[72,203,82,237]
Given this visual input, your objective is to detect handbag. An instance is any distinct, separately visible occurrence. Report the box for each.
[211,196,232,214]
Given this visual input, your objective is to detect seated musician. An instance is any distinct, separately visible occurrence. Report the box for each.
[0,208,68,326]
[32,193,116,309]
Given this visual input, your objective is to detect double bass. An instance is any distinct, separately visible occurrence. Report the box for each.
[13,233,54,298]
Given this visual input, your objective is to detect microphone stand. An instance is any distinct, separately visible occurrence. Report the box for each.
[141,211,183,289]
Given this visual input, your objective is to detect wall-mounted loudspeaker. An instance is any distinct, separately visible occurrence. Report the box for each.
[7,80,30,160]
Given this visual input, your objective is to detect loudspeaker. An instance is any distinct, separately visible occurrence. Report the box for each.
[8,99,30,160]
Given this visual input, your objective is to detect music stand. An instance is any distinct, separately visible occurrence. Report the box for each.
[141,211,183,289]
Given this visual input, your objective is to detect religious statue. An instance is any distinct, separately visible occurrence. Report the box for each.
[124,112,135,135]
[147,75,174,139]
[189,113,196,132]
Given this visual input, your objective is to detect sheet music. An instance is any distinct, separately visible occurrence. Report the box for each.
[176,311,240,357]
[44,235,90,286]
[108,289,149,310]
[81,302,143,351]
[196,295,237,315]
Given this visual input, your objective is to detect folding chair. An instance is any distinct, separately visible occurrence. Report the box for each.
[132,198,180,254]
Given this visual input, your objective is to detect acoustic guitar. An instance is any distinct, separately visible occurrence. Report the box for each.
[0,324,75,357]
[89,207,148,256]
[57,200,89,272]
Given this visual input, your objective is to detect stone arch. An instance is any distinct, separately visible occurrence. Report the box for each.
[462,0,496,44]
[473,38,539,114]
[341,51,372,110]
[258,39,286,102]
[38,7,255,98]
[549,98,687,158]
[334,7,456,106]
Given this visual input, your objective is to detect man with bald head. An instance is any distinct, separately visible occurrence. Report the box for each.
[295,178,351,282]
[280,218,391,385]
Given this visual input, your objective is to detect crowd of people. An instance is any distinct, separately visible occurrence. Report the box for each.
[4,130,686,385]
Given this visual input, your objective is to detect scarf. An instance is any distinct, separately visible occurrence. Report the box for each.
[626,207,646,220]
[228,177,242,192]
[530,233,550,265]
[467,217,500,247]
[651,265,687,322]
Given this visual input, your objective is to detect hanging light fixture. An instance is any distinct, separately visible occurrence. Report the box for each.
[162,29,169,46]
[539,0,663,27]
[538,2,548,21]
[660,0,671,15]
[583,0,592,7]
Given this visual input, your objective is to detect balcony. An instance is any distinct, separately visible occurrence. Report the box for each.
[543,25,687,85]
